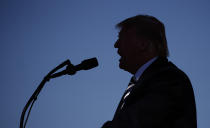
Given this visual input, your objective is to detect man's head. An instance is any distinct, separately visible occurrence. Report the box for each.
[114,15,169,74]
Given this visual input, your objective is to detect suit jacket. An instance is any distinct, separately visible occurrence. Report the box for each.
[102,57,197,128]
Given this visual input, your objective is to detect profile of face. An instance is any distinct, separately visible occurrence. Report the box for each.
[114,28,146,73]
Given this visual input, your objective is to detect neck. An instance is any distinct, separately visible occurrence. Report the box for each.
[129,55,157,74]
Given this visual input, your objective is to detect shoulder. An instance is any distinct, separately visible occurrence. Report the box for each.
[137,58,193,93]
[142,57,191,84]
[156,62,189,81]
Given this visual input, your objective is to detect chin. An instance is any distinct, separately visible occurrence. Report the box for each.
[119,61,127,70]
[119,60,133,74]
[120,65,131,73]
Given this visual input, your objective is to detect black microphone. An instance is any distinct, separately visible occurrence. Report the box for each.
[50,57,98,78]
[73,57,99,71]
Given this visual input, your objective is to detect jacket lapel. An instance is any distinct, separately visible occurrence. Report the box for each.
[123,57,170,105]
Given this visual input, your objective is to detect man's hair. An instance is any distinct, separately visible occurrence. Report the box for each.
[116,15,169,57]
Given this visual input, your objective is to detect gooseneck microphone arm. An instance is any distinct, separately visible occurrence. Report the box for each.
[20,58,98,128]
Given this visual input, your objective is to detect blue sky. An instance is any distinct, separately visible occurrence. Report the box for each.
[1,0,210,128]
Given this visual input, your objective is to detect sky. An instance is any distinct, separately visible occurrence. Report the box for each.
[1,0,210,128]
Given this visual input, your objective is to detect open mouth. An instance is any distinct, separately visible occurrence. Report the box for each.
[117,50,122,56]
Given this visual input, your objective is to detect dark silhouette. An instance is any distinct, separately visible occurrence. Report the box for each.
[102,15,197,128]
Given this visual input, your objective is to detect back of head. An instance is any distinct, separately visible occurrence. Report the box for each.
[116,15,169,58]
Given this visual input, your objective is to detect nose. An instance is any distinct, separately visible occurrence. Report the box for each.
[114,39,119,48]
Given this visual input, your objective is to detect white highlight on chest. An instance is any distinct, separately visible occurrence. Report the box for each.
[124,92,130,99]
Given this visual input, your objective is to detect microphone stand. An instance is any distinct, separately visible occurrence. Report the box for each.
[19,59,76,128]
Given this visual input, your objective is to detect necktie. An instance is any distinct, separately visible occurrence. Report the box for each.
[120,76,137,109]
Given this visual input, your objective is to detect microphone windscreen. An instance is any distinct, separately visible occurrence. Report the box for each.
[81,57,98,70]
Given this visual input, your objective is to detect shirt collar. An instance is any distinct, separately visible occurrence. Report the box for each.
[134,56,158,81]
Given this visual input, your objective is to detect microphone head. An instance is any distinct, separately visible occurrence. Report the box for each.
[81,57,98,70]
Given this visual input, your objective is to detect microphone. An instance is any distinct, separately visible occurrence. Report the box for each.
[50,57,98,78]
[73,57,99,71]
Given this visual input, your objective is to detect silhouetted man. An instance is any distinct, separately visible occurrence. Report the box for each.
[102,15,197,128]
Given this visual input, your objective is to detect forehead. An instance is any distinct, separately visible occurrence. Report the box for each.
[118,27,137,38]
